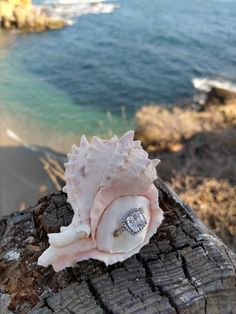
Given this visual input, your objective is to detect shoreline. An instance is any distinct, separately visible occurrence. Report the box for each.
[0,119,66,215]
[0,103,134,154]
[0,107,83,154]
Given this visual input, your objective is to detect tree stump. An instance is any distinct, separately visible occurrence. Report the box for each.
[0,179,235,314]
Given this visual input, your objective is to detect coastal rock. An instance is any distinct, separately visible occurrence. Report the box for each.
[13,6,27,28]
[47,19,66,30]
[7,0,31,8]
[0,1,14,19]
[0,1,14,26]
[24,10,35,28]
[1,16,12,28]
[205,87,236,107]
[0,0,66,32]
[203,87,236,126]
[33,14,48,32]
[17,0,31,7]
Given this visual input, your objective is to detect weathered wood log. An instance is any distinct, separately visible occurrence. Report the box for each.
[0,179,235,314]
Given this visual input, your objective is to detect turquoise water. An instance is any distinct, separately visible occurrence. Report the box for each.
[0,0,236,151]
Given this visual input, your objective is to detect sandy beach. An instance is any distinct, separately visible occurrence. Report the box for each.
[0,116,66,215]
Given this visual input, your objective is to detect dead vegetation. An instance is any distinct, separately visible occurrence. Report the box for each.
[174,177,236,250]
[135,105,224,152]
[40,155,65,191]
[135,88,236,251]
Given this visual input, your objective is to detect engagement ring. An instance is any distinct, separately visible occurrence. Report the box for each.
[113,208,147,237]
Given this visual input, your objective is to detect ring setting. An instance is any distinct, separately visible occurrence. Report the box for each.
[113,208,147,237]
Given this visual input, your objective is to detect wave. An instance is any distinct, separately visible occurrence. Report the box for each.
[46,0,110,4]
[5,128,66,160]
[41,0,120,23]
[6,128,38,151]
[192,77,236,93]
[6,128,22,144]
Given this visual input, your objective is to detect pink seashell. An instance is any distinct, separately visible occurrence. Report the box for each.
[38,131,163,271]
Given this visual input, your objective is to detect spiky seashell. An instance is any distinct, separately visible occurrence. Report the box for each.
[38,130,163,271]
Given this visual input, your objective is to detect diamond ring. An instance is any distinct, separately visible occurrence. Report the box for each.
[113,208,147,237]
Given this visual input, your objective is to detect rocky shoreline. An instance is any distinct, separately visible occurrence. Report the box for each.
[0,0,66,32]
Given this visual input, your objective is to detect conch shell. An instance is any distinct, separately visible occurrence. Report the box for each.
[38,131,163,271]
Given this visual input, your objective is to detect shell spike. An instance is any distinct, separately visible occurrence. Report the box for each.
[111,135,118,141]
[62,186,67,193]
[133,140,141,147]
[119,130,134,143]
[71,144,79,154]
[152,159,161,167]
[91,136,103,147]
[80,135,89,146]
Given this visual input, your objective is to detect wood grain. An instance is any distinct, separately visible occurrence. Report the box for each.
[0,179,235,313]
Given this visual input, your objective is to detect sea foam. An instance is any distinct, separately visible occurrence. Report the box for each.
[192,77,236,93]
[42,0,120,23]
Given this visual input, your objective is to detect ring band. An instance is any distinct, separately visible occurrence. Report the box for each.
[113,207,147,237]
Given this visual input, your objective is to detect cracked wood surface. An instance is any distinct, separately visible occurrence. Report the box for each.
[0,179,235,314]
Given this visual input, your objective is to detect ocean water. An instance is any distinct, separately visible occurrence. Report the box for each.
[0,0,236,152]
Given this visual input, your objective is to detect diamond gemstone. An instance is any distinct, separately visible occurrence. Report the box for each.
[123,208,147,235]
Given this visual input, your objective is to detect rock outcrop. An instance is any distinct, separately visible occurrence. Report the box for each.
[0,0,66,32]
[135,87,236,153]
[205,87,236,108]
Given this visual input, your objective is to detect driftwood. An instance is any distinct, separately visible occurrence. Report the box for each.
[0,179,235,314]
[39,156,65,191]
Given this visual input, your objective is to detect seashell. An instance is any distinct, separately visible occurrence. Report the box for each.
[38,130,163,271]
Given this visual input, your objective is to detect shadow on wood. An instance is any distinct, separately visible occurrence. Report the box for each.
[0,179,235,314]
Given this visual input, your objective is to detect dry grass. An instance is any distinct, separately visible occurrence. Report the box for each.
[135,105,223,152]
[135,94,236,251]
[135,101,236,153]
[172,177,236,250]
